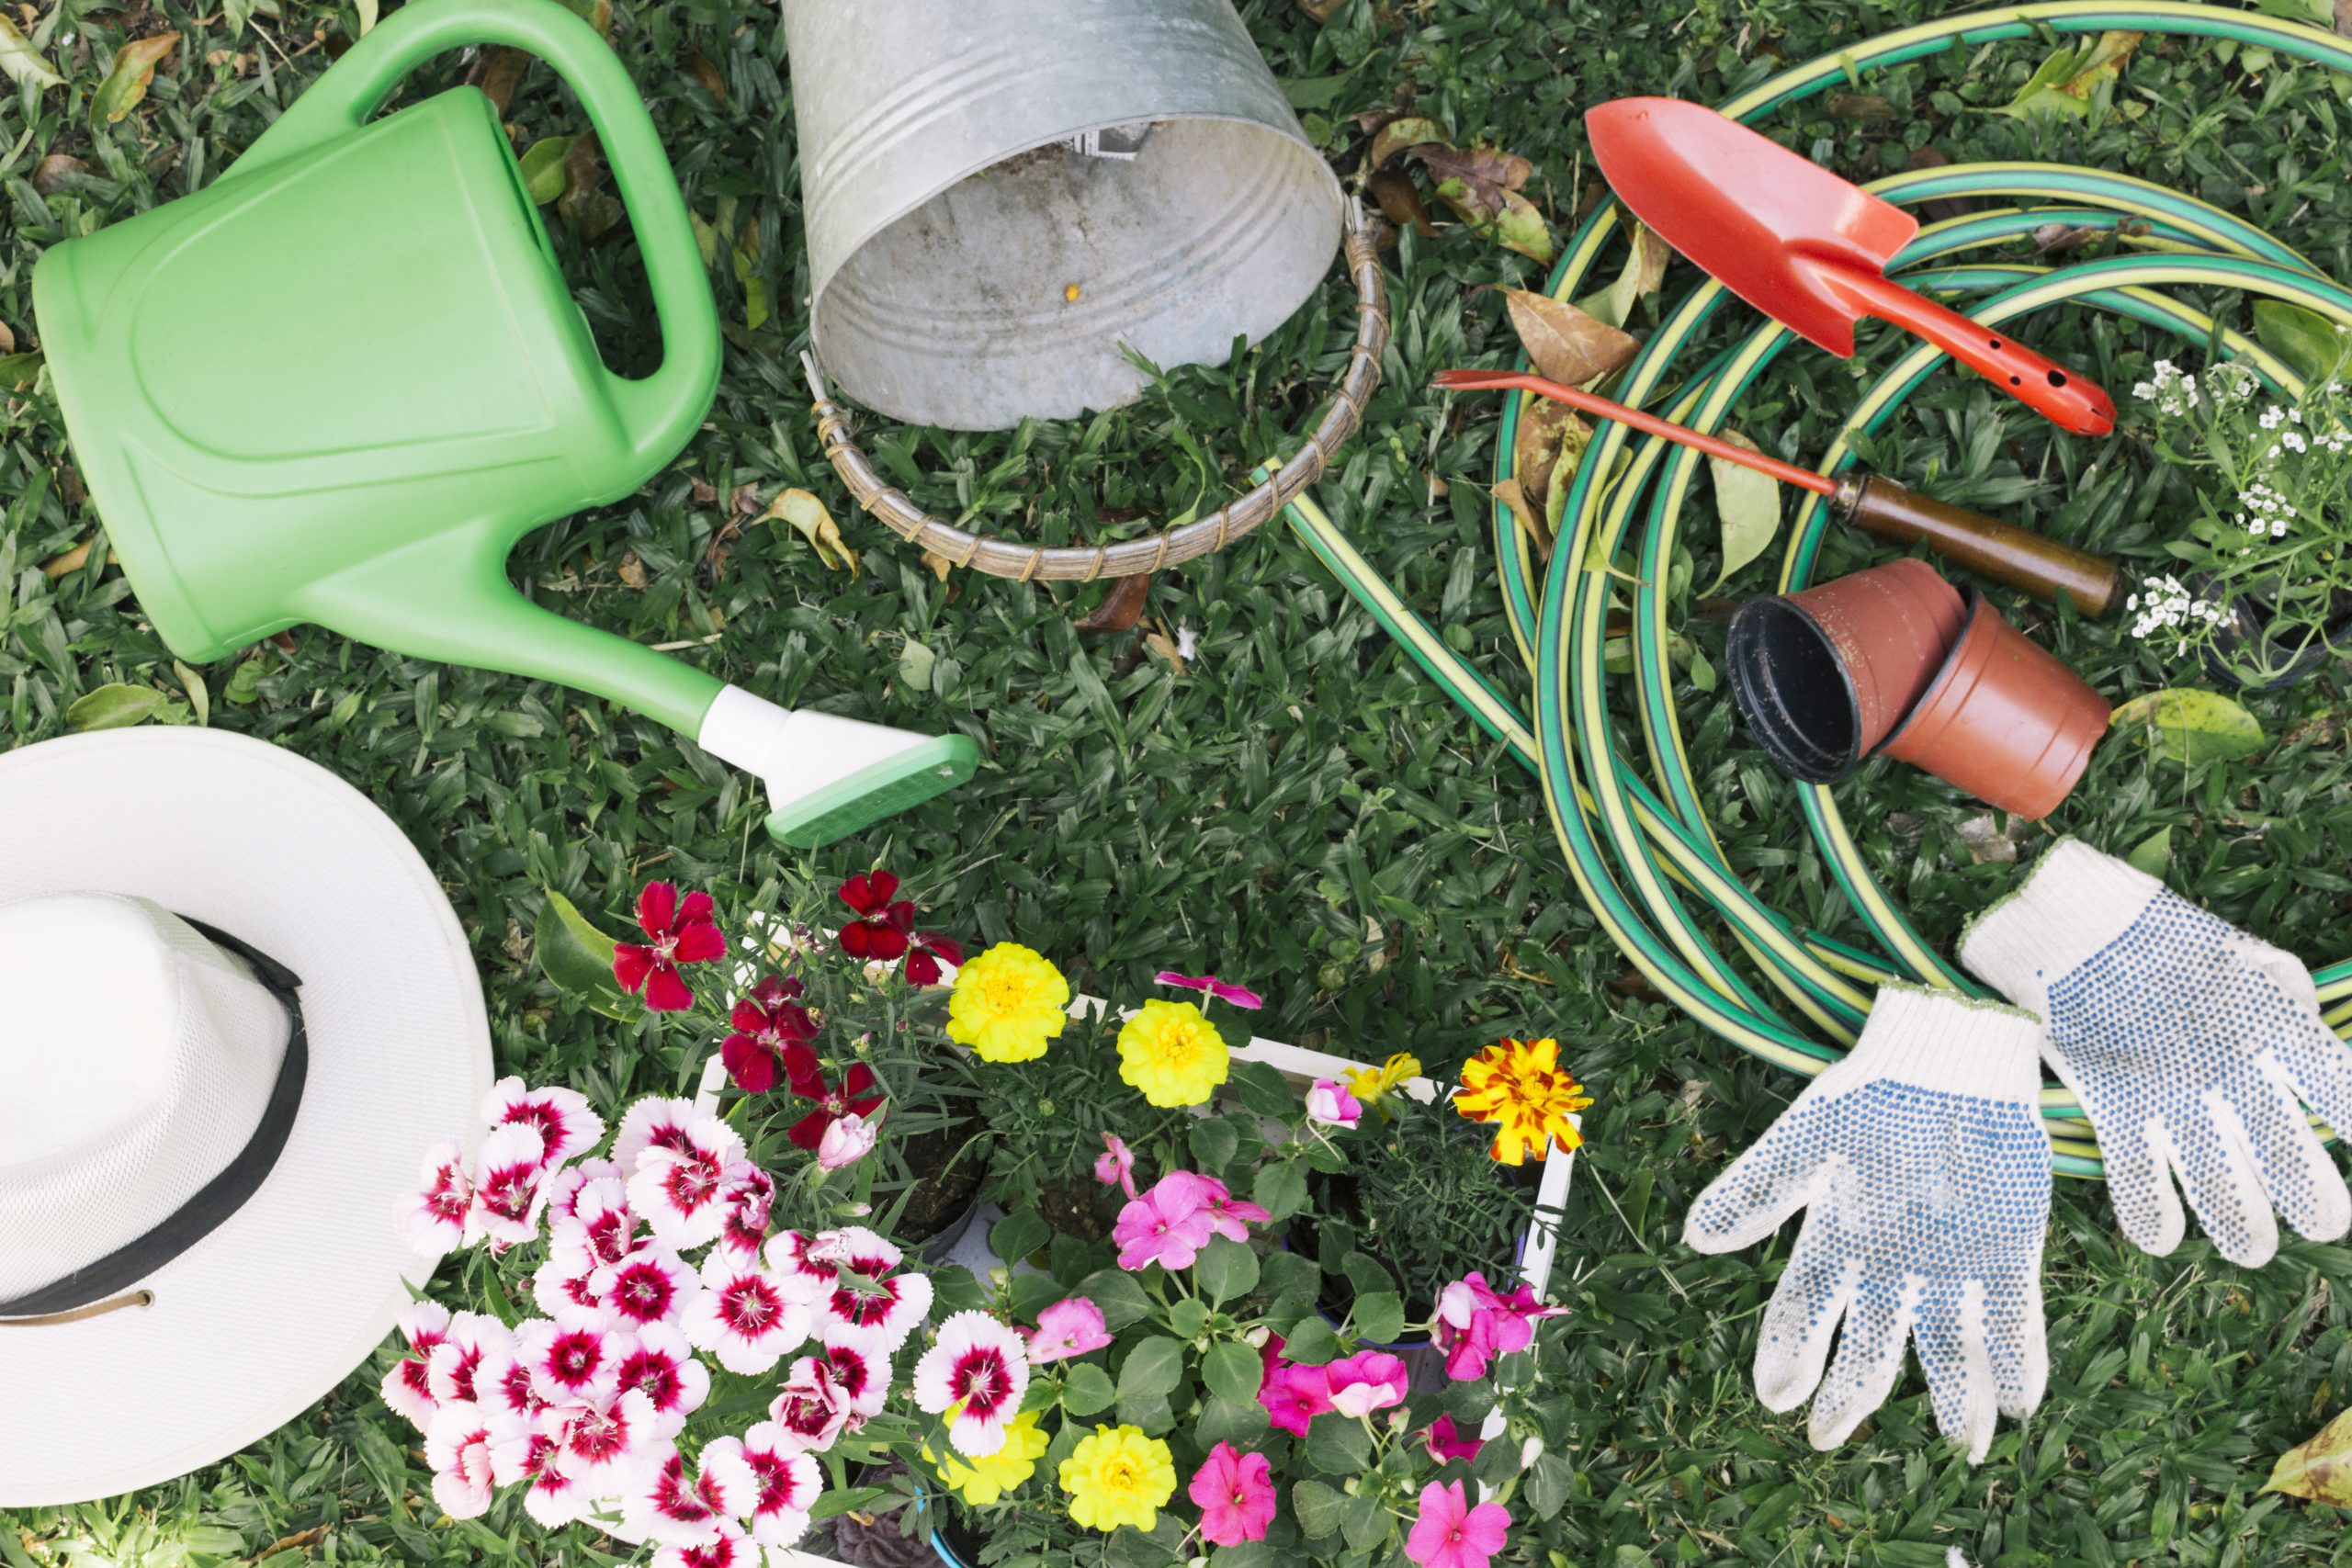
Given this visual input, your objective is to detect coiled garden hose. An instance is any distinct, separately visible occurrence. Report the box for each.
[1278,2,2352,1179]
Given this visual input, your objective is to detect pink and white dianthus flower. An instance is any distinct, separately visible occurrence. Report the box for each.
[767,1354,855,1453]
[539,1384,662,1491]
[712,1165,777,1263]
[913,1311,1031,1457]
[682,1254,811,1375]
[395,1137,473,1256]
[488,1417,591,1528]
[703,1423,822,1551]
[612,1096,700,1171]
[814,1337,892,1419]
[472,1333,551,1423]
[544,1156,622,1222]
[547,1176,643,1279]
[627,1114,750,1250]
[650,1517,756,1568]
[465,1123,552,1248]
[381,1301,452,1430]
[593,1244,701,1331]
[424,1400,500,1519]
[818,1264,934,1355]
[817,1111,880,1171]
[609,1320,711,1438]
[515,1306,619,1404]
[625,1446,738,1547]
[483,1077,606,1169]
[427,1311,512,1406]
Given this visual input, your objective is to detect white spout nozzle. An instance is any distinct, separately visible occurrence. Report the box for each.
[696,686,978,850]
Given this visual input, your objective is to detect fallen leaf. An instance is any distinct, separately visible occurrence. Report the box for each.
[175,659,209,728]
[1705,430,1782,592]
[468,47,529,115]
[0,320,11,354]
[1491,477,1551,556]
[1904,145,1973,223]
[1367,115,1444,173]
[1417,142,1552,264]
[1825,92,1894,123]
[1513,394,1586,512]
[0,351,41,391]
[2109,687,2266,765]
[1500,288,1638,388]
[0,13,63,89]
[1143,626,1189,674]
[898,636,936,694]
[920,549,955,582]
[66,683,168,732]
[2124,826,2172,876]
[1955,812,2027,863]
[616,550,648,590]
[354,0,377,36]
[1297,0,1346,17]
[2254,299,2350,383]
[1576,221,1668,330]
[31,152,87,194]
[1075,573,1152,635]
[42,538,93,579]
[2340,0,2351,39]
[2267,1407,2352,1503]
[687,51,725,100]
[1367,167,1438,237]
[91,33,180,130]
[270,631,300,656]
[762,489,859,578]
[2033,221,2109,255]
[517,134,577,205]
[1997,30,2140,120]
[559,132,620,243]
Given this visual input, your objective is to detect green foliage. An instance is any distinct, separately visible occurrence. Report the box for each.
[1306,1090,1532,1315]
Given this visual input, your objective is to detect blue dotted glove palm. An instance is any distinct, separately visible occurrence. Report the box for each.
[1686,987,2051,1464]
[1962,838,2352,1268]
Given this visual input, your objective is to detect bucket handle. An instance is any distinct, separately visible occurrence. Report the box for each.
[233,0,718,468]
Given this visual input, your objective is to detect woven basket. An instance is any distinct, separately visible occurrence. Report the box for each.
[804,203,1391,582]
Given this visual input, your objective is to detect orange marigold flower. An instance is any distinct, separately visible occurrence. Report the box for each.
[1453,1037,1594,1166]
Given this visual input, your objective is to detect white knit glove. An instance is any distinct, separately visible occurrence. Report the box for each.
[1962,837,2352,1268]
[1686,986,2051,1463]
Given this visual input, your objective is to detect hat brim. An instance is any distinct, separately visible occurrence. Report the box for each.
[0,729,491,1505]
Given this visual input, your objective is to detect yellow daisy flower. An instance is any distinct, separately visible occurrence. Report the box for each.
[946,942,1070,1064]
[1115,998,1229,1108]
[1057,1424,1176,1533]
[1454,1037,1594,1166]
[928,1409,1049,1506]
[1344,1051,1422,1105]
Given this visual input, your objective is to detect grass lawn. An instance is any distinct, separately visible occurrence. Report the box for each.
[9,0,2352,1562]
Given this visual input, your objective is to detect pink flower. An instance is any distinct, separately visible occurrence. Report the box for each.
[913,1311,1031,1457]
[424,1401,499,1518]
[1325,1349,1411,1418]
[1260,1362,1334,1437]
[515,1307,617,1404]
[483,1077,606,1168]
[427,1312,511,1405]
[1113,1177,1218,1271]
[1421,1413,1483,1464]
[472,1335,550,1423]
[1405,1481,1510,1568]
[540,1384,661,1490]
[1025,1297,1113,1363]
[465,1123,551,1247]
[1432,1272,1565,1382]
[713,1166,776,1264]
[547,1175,643,1279]
[650,1517,756,1568]
[1188,1442,1276,1546]
[1193,1175,1271,1241]
[768,1355,855,1453]
[1154,972,1266,1010]
[703,1423,821,1551]
[814,1336,892,1418]
[613,882,726,1012]
[1305,1077,1363,1130]
[395,1137,473,1256]
[489,1419,588,1528]
[797,1232,933,1354]
[626,1448,732,1547]
[544,1156,622,1222]
[817,1111,879,1171]
[381,1301,451,1430]
[592,1245,701,1331]
[627,1114,749,1250]
[609,1321,710,1438]
[1093,1134,1138,1200]
[612,1098,698,1172]
[682,1255,812,1375]
[720,976,816,1095]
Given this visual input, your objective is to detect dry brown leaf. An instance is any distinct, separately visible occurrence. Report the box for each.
[1143,622,1189,674]
[1825,92,1894,123]
[31,152,86,194]
[2266,1407,2352,1503]
[560,132,619,243]
[1410,141,1532,216]
[1296,0,1346,18]
[616,550,649,590]
[0,320,12,355]
[1903,145,1973,223]
[468,47,528,115]
[2058,30,2141,97]
[41,538,91,579]
[1501,288,1638,388]
[1367,115,1444,173]
[1513,394,1586,510]
[1075,573,1152,635]
[1491,477,1551,556]
[687,51,724,101]
[920,549,956,582]
[762,489,859,578]
[2340,0,2350,39]
[1367,167,1438,238]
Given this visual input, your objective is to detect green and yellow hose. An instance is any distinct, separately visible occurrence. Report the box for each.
[1280,2,2352,1179]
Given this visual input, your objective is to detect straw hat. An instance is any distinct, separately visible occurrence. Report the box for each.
[0,728,491,1504]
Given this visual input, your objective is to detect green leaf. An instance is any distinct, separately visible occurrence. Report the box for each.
[1062,1361,1117,1417]
[0,15,62,90]
[535,888,630,1017]
[1340,1494,1389,1553]
[173,660,209,728]
[1252,1161,1309,1224]
[91,34,179,131]
[1281,73,1353,112]
[1291,1479,1349,1541]
[1080,1269,1156,1332]
[1118,1337,1187,1403]
[1705,431,1784,592]
[1574,222,1666,331]
[517,135,578,205]
[65,683,167,732]
[1351,1291,1406,1345]
[809,1485,892,1521]
[1170,1297,1211,1341]
[1261,1249,1318,1311]
[1340,1253,1396,1297]
[2125,827,2173,877]
[990,1209,1050,1265]
[1213,1543,1276,1568]
[223,659,266,705]
[2254,300,2351,384]
[898,636,937,694]
[0,352,44,391]
[1527,1451,1574,1519]
[1229,1060,1299,1120]
[1197,1237,1261,1305]
[1190,1115,1241,1175]
[2109,688,2267,765]
[1203,1339,1263,1405]
[1306,1413,1373,1475]
[1283,1314,1342,1365]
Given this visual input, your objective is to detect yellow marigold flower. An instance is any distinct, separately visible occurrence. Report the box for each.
[946,942,1070,1064]
[1057,1424,1176,1533]
[928,1409,1049,1506]
[1344,1051,1422,1105]
[1115,998,1228,1108]
[1454,1037,1594,1166]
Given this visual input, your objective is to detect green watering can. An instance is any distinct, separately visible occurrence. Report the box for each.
[31,0,977,848]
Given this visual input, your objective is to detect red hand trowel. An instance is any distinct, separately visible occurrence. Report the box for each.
[1584,97,2116,437]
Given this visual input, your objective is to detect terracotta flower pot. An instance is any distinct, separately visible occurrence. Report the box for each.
[1878,592,2110,819]
[1724,558,1968,784]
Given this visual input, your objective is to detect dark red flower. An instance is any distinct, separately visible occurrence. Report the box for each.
[786,1062,885,1152]
[720,976,818,1094]
[902,933,965,987]
[838,872,914,962]
[612,882,726,1012]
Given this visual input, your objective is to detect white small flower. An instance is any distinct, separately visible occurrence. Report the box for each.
[611,1096,700,1172]
[627,1114,750,1249]
[395,1137,473,1257]
[483,1077,606,1169]
[913,1311,1033,1458]
[427,1311,514,1406]
[516,1305,621,1404]
[625,1447,728,1548]
[703,1424,822,1550]
[607,1320,711,1438]
[487,1415,589,1528]
[381,1301,452,1430]
[682,1254,812,1375]
[424,1401,500,1519]
[540,1384,662,1490]
[465,1122,551,1247]
[591,1244,703,1331]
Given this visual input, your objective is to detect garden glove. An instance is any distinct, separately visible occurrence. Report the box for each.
[1962,837,2352,1268]
[1686,985,2051,1463]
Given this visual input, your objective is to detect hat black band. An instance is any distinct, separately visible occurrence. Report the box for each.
[0,917,309,1321]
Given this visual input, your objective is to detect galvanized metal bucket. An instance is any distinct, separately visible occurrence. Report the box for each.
[784,0,1346,433]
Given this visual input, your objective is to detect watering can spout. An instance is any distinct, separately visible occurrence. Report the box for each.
[300,529,977,849]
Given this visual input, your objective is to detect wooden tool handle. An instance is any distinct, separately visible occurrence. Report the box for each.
[1835,475,2121,617]
[1822,265,2117,437]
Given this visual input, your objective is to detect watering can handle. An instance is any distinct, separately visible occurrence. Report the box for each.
[237,0,718,465]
